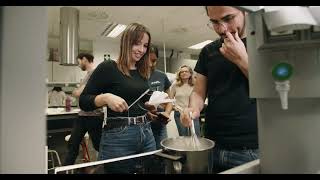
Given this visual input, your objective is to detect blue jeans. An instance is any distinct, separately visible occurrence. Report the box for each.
[98,122,156,174]
[150,121,167,149]
[210,145,259,173]
[174,111,200,136]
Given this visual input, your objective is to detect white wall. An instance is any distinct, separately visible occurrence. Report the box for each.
[93,39,120,65]
[0,6,47,173]
[47,61,86,83]
[169,52,198,73]
[93,40,198,75]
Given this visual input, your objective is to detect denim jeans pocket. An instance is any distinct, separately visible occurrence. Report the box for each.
[144,123,154,134]
[105,125,128,135]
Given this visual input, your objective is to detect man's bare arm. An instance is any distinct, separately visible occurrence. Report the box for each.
[72,84,85,98]
[180,73,207,127]
[189,73,207,113]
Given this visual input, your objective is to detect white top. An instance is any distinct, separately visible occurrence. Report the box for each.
[48,90,66,107]
[171,82,194,109]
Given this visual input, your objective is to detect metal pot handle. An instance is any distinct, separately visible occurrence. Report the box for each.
[173,161,183,174]
[154,151,183,161]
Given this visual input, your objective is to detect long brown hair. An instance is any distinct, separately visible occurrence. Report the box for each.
[175,65,194,87]
[117,23,151,79]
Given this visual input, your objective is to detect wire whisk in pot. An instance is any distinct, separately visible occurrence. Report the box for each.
[188,112,201,150]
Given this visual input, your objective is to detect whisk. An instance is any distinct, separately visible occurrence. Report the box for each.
[188,112,201,150]
[172,101,201,150]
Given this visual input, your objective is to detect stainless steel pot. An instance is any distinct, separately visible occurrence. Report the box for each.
[157,136,215,174]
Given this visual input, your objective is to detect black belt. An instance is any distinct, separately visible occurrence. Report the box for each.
[103,115,148,129]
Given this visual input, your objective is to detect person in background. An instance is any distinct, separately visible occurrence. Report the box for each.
[168,65,200,136]
[63,53,103,168]
[79,23,156,174]
[143,44,171,174]
[147,44,172,149]
[180,6,259,173]
[48,86,66,107]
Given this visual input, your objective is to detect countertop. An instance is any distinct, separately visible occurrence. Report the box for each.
[46,107,80,116]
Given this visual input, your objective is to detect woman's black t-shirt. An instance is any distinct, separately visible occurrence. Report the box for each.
[79,60,149,118]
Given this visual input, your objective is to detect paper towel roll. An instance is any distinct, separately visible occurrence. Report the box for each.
[263,6,318,34]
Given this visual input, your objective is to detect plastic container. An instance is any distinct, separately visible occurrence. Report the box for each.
[65,96,71,112]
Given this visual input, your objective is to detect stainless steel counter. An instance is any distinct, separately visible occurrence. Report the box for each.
[46,107,80,134]
[46,108,80,120]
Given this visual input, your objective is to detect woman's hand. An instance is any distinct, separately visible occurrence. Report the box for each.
[146,111,158,121]
[103,93,128,112]
[145,102,158,120]
[158,112,170,124]
[144,102,170,124]
[144,102,158,112]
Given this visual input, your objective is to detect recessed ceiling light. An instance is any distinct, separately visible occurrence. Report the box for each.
[188,40,213,49]
[107,24,127,38]
[101,23,127,38]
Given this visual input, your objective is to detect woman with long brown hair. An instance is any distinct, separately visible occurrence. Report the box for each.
[79,23,156,173]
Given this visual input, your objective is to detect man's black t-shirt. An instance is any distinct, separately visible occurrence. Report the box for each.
[148,70,171,92]
[194,38,258,149]
[79,60,150,118]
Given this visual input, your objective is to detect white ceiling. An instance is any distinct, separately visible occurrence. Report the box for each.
[47,6,219,55]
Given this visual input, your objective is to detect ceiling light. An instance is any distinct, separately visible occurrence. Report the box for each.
[101,23,127,38]
[107,24,127,38]
[188,40,213,49]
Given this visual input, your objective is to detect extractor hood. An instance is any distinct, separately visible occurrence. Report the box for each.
[59,7,79,66]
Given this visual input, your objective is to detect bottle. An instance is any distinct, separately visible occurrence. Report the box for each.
[65,96,71,112]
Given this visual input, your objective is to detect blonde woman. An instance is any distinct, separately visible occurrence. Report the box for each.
[168,65,200,136]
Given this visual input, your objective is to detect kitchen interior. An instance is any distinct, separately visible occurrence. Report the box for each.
[1,6,320,174]
[45,6,212,174]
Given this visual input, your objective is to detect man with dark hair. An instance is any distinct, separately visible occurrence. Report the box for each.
[63,53,103,169]
[77,53,94,63]
[144,44,171,174]
[181,6,259,173]
[148,44,172,149]
[150,45,158,58]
